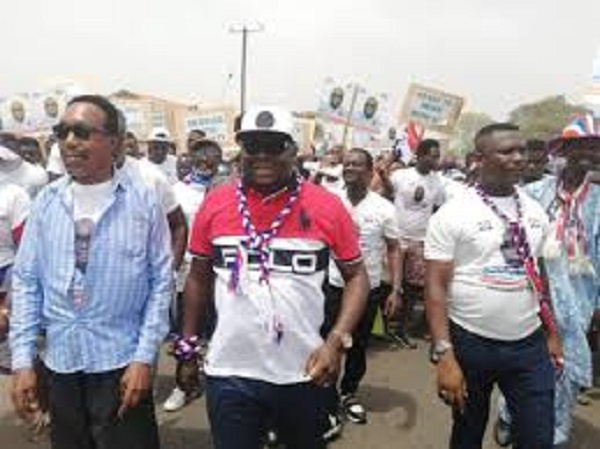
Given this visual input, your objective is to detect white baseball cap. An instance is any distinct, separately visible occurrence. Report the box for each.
[236,106,295,142]
[147,127,173,143]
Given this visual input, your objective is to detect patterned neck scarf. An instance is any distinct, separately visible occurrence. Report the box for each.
[229,176,303,343]
[474,185,557,334]
[553,179,593,274]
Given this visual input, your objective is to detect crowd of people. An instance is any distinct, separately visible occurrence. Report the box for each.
[0,94,599,449]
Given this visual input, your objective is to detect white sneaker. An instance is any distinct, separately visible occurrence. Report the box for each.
[163,387,187,412]
[322,413,343,441]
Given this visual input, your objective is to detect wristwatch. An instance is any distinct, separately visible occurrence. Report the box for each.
[329,330,353,350]
[430,339,453,364]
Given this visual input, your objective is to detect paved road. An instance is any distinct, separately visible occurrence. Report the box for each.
[1,339,599,449]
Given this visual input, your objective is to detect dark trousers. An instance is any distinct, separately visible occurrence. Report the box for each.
[395,282,423,337]
[47,368,160,449]
[449,322,555,449]
[322,284,380,396]
[206,376,326,449]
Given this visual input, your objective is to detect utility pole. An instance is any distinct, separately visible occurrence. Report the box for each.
[229,22,264,114]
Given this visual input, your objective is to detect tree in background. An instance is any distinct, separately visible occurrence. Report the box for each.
[508,95,588,141]
[448,111,494,156]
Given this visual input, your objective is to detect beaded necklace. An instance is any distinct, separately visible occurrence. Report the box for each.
[474,184,557,333]
[229,176,303,343]
[554,180,592,274]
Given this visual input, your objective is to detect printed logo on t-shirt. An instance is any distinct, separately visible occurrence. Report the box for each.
[403,184,429,210]
[481,228,527,291]
[74,218,95,273]
[499,227,521,267]
[213,245,329,275]
[413,186,425,203]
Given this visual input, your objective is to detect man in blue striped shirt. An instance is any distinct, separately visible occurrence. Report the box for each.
[9,95,173,449]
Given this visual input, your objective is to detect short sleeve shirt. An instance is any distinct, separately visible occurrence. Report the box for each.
[390,167,446,241]
[0,183,30,269]
[425,187,549,341]
[329,191,399,289]
[188,182,361,384]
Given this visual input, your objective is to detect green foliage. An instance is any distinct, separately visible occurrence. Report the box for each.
[508,95,588,140]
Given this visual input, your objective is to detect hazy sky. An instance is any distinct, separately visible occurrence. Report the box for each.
[3,0,600,119]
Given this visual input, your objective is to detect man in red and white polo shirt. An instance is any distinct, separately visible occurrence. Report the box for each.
[180,106,369,449]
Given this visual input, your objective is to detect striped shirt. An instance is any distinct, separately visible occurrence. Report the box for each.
[9,168,173,373]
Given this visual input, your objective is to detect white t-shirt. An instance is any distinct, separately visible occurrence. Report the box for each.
[72,180,113,278]
[121,156,179,215]
[441,175,468,201]
[0,183,30,269]
[425,187,549,341]
[173,180,207,291]
[173,181,207,223]
[0,159,48,198]
[142,155,178,185]
[390,167,446,241]
[329,190,399,289]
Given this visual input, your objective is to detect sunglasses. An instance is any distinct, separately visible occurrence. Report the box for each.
[53,122,109,141]
[241,137,294,157]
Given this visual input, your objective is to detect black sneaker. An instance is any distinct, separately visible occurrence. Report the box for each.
[322,413,343,442]
[341,394,367,424]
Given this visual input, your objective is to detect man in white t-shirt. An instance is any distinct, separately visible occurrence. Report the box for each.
[424,123,563,449]
[143,127,178,185]
[0,182,30,373]
[163,138,224,412]
[382,139,445,348]
[10,95,172,449]
[0,134,48,198]
[324,148,401,428]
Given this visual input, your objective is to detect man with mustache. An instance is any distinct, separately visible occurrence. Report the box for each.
[10,95,172,449]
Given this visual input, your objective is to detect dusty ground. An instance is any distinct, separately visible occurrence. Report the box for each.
[1,339,599,449]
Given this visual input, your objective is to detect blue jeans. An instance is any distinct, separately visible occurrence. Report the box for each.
[206,376,326,449]
[450,322,555,449]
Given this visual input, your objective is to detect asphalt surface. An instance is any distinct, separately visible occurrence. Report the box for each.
[1,339,599,449]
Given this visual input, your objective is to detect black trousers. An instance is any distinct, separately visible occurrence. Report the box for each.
[322,284,381,397]
[395,282,423,338]
[47,367,160,449]
[449,323,554,449]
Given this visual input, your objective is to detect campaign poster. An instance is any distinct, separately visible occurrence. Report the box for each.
[399,83,464,133]
[317,77,353,125]
[0,94,34,133]
[184,106,236,146]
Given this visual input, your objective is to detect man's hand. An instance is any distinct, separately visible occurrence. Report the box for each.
[118,362,152,418]
[304,340,343,387]
[12,368,39,422]
[384,291,400,318]
[546,330,564,371]
[436,352,467,413]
